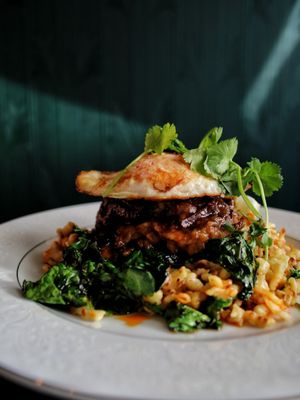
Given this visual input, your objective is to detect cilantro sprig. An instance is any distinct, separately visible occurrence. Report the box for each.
[183,127,283,257]
[103,123,186,196]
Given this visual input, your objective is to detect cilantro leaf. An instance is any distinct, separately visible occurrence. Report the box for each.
[184,128,237,180]
[183,127,223,174]
[199,127,223,149]
[246,158,283,197]
[104,123,185,196]
[220,162,240,195]
[166,137,188,154]
[183,147,207,174]
[204,138,238,179]
[248,221,272,249]
[144,123,178,154]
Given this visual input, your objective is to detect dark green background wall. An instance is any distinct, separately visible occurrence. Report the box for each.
[1,0,300,223]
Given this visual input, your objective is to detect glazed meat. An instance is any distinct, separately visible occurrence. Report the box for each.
[95,196,243,256]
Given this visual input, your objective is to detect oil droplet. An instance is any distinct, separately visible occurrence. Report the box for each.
[116,313,151,327]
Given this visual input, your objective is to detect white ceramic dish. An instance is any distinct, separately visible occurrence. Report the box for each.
[1,202,300,400]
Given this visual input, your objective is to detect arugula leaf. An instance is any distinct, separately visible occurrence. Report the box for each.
[164,302,210,332]
[22,264,88,307]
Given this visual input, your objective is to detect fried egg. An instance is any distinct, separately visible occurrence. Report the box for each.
[76,153,222,200]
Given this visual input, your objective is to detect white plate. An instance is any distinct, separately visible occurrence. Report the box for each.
[1,203,300,400]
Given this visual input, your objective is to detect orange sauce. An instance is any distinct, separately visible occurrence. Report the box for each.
[116,313,151,327]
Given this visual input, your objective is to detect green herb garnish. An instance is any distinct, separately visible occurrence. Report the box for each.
[183,127,283,257]
[102,123,186,196]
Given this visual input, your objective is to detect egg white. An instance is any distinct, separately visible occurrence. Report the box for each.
[76,153,222,200]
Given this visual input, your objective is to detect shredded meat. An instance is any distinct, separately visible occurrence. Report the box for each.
[95,197,243,256]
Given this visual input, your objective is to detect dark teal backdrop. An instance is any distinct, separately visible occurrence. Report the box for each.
[1,0,300,223]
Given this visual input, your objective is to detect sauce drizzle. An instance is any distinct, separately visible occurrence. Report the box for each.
[116,313,151,327]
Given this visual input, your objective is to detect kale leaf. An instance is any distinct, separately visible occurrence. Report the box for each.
[123,268,155,297]
[288,268,300,279]
[22,263,88,307]
[204,231,256,300]
[63,227,98,267]
[84,259,141,314]
[203,297,233,329]
[124,248,181,290]
[164,302,210,332]
[22,232,179,314]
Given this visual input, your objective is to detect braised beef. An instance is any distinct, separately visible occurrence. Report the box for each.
[95,197,243,256]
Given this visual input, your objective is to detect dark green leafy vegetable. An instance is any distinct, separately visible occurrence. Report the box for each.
[124,248,181,290]
[204,297,233,329]
[123,268,155,297]
[84,259,142,314]
[63,227,98,267]
[164,302,211,332]
[22,230,180,315]
[204,231,256,300]
[248,221,272,249]
[22,264,88,307]
[288,268,300,279]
